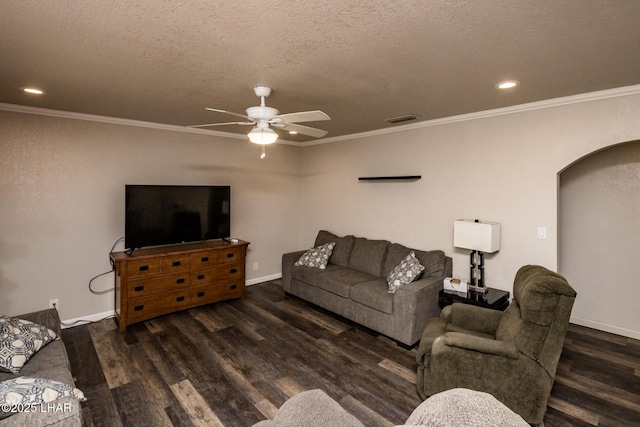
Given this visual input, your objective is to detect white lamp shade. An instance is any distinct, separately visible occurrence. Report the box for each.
[248,126,278,145]
[453,219,501,253]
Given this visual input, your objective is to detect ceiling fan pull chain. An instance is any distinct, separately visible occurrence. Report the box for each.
[260,145,266,159]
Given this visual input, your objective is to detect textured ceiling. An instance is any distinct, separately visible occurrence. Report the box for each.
[2,0,640,142]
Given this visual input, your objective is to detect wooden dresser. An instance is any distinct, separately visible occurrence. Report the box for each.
[110,240,249,331]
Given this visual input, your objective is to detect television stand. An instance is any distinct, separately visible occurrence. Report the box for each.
[110,239,249,331]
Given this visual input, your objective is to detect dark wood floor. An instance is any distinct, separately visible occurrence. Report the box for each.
[63,280,640,426]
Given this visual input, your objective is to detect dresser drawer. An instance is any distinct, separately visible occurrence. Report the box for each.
[126,289,191,323]
[190,280,244,306]
[126,258,161,278]
[214,246,245,264]
[191,262,243,286]
[127,272,190,299]
[191,250,217,269]
[161,254,192,273]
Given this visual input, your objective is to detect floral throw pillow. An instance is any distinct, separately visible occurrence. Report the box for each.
[387,251,425,293]
[0,315,58,374]
[294,242,336,269]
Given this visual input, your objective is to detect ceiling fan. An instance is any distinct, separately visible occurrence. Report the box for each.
[190,86,331,152]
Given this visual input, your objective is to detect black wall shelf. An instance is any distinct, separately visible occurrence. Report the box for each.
[358,175,422,181]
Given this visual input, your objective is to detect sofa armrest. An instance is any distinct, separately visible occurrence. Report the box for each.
[443,332,519,359]
[446,303,504,336]
[14,308,62,337]
[393,275,445,345]
[281,250,308,293]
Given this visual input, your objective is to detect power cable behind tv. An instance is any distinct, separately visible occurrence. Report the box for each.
[88,236,124,295]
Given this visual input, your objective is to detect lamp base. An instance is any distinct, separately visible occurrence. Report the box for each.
[468,284,488,294]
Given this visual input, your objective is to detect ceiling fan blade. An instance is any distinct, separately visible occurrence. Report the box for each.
[205,107,252,121]
[280,122,328,138]
[189,121,254,128]
[275,110,330,123]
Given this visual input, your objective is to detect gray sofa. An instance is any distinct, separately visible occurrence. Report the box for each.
[0,309,82,427]
[253,388,528,426]
[282,230,452,346]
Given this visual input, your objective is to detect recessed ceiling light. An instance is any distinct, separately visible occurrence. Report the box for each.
[288,131,298,135]
[24,88,44,95]
[496,81,519,90]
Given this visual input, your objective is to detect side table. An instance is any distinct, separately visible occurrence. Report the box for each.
[439,287,510,311]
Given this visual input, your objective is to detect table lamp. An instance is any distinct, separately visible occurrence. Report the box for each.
[453,219,501,293]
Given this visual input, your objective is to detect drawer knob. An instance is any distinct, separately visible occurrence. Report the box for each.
[197,274,205,280]
[134,285,144,292]
[226,253,234,258]
[176,296,185,302]
[134,305,144,311]
[230,284,237,290]
[139,265,149,272]
[197,291,205,297]
[230,268,237,274]
[172,261,181,267]
[177,278,185,284]
[201,256,209,262]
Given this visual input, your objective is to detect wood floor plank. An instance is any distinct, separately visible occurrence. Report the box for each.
[88,322,143,389]
[547,396,599,425]
[65,280,640,426]
[169,379,225,427]
[377,358,417,385]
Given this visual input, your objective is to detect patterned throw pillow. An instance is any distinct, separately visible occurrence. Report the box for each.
[0,376,86,419]
[0,316,58,374]
[294,242,336,269]
[386,251,425,293]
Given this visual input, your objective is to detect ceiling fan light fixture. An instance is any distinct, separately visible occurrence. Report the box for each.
[248,125,278,145]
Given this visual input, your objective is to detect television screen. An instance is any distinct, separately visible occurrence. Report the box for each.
[125,185,230,250]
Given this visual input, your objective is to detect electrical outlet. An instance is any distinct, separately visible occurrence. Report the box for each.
[537,227,547,239]
[253,262,259,271]
[49,299,59,310]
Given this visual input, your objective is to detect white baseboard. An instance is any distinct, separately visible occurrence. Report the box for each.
[246,273,282,286]
[570,316,640,340]
[61,275,282,328]
[61,310,115,329]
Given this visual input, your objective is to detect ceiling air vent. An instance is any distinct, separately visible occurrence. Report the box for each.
[385,114,420,124]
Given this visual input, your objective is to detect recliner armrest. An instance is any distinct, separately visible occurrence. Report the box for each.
[446,303,504,336]
[443,332,519,359]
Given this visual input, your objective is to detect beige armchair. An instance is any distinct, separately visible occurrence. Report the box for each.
[416,265,577,425]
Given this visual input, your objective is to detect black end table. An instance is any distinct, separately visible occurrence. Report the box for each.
[439,287,510,311]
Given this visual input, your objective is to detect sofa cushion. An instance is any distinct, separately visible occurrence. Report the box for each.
[315,230,355,267]
[347,238,390,276]
[294,242,336,269]
[404,388,528,427]
[0,316,58,374]
[350,279,394,314]
[291,264,343,287]
[317,269,377,298]
[251,389,364,427]
[386,251,425,293]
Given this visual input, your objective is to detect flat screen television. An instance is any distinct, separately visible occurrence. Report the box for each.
[125,185,231,250]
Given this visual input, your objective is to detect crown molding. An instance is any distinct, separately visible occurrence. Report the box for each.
[0,102,250,140]
[2,83,640,147]
[303,84,640,146]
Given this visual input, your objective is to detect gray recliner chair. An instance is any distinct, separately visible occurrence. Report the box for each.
[416,265,577,425]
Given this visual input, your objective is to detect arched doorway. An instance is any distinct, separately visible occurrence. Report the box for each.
[558,140,640,339]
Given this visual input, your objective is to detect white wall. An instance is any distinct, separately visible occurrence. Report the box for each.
[0,110,302,320]
[298,91,640,338]
[559,141,640,339]
[2,88,640,338]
